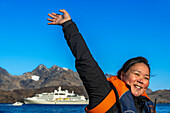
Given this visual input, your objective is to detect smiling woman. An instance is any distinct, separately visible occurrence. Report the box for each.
[118,57,150,97]
[47,9,156,113]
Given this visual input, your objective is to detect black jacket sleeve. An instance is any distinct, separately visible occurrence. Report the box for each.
[62,20,112,109]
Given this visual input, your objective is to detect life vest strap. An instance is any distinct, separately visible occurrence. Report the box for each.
[109,82,123,113]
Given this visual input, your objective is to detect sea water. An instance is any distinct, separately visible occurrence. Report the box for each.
[0,103,170,113]
[0,104,86,113]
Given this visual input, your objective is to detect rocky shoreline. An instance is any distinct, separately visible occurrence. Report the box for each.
[0,86,169,104]
[0,86,88,103]
[148,89,170,103]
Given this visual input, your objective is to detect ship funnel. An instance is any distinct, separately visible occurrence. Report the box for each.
[58,86,61,91]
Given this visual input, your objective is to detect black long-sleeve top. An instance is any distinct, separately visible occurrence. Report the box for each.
[62,20,112,110]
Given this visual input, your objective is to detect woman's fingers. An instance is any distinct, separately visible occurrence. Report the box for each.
[47,9,70,25]
[47,18,53,21]
[48,22,56,25]
[51,12,59,16]
[48,13,59,19]
[59,9,67,14]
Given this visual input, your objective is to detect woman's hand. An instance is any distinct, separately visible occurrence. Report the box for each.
[47,9,71,25]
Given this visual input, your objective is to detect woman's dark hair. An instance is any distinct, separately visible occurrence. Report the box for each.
[117,56,150,79]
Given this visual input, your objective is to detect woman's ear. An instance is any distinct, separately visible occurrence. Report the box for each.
[120,71,125,81]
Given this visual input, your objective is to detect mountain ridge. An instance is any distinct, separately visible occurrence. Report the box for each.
[0,65,169,103]
[0,64,83,91]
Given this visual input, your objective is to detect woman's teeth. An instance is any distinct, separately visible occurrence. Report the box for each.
[134,85,141,89]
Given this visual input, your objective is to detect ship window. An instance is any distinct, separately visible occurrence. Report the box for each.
[54,93,65,95]
[58,93,65,95]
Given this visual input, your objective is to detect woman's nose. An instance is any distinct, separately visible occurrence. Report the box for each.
[137,78,144,84]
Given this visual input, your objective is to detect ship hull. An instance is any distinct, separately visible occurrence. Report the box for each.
[24,98,88,105]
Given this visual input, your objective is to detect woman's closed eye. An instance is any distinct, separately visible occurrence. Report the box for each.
[134,73,140,76]
[144,77,149,80]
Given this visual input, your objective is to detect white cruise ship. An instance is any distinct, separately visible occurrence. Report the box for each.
[24,87,89,105]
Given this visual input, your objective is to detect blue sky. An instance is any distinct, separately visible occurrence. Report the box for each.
[0,0,170,91]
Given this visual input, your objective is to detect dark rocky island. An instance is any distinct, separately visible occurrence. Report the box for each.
[0,65,169,103]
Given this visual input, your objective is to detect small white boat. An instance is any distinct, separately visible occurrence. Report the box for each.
[12,101,23,106]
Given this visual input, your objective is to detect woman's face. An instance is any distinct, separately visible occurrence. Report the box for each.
[121,63,150,97]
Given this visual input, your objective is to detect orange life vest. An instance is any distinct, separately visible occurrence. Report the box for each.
[85,76,155,113]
